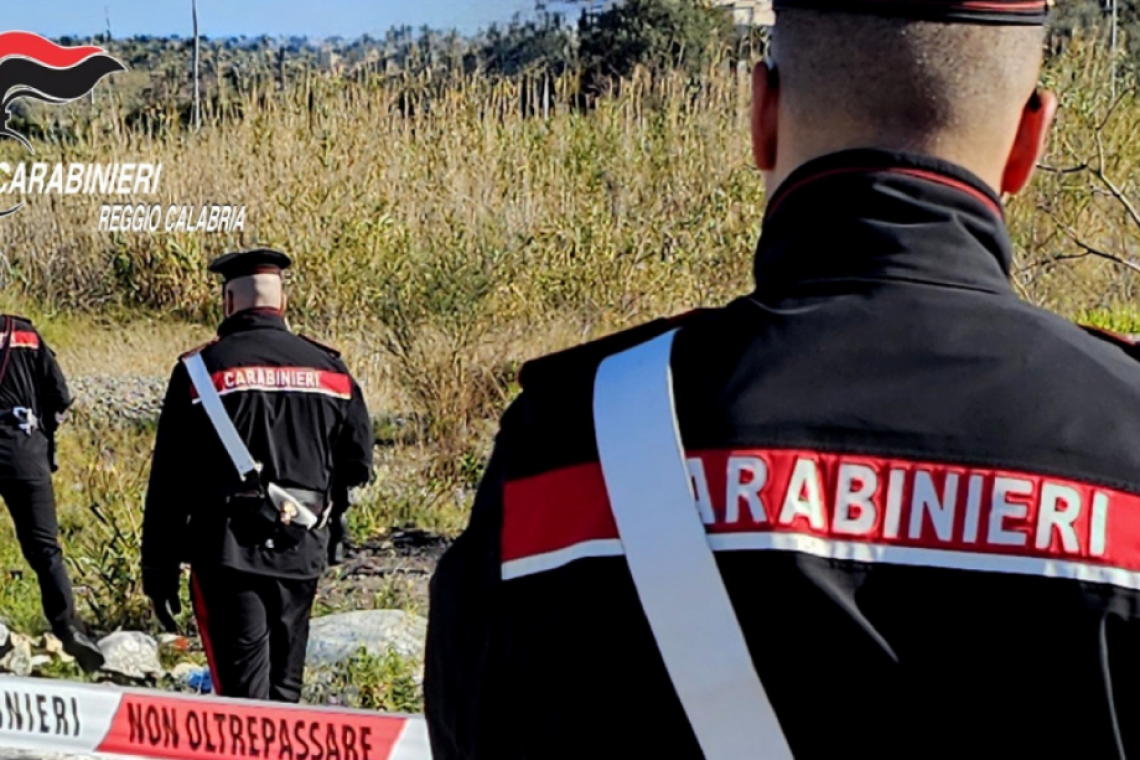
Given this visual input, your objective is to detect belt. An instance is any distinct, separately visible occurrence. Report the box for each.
[224,485,330,528]
[223,484,330,552]
[276,487,328,518]
[0,407,39,435]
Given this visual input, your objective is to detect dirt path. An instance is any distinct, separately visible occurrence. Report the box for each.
[318,529,451,616]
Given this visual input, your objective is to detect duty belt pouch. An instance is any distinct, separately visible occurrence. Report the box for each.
[226,488,320,551]
[182,352,323,551]
[225,487,286,546]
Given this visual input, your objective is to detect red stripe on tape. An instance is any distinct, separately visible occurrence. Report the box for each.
[98,692,411,760]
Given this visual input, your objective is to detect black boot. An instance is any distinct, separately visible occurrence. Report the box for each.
[57,625,105,674]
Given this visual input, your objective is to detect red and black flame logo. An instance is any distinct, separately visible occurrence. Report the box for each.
[0,32,125,217]
[0,31,126,151]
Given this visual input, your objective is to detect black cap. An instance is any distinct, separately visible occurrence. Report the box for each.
[772,0,1050,25]
[207,249,292,282]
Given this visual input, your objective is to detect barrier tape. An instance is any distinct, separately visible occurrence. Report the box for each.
[0,676,431,760]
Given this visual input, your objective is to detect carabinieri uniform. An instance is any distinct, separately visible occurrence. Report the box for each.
[0,315,103,671]
[143,251,373,703]
[425,150,1140,758]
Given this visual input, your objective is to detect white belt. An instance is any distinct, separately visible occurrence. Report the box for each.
[182,352,319,530]
[593,330,795,760]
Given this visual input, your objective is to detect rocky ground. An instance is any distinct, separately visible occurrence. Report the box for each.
[321,529,450,615]
[68,376,168,427]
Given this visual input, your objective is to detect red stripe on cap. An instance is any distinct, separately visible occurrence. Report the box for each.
[854,0,1048,8]
[955,0,1047,8]
[766,166,1004,221]
[0,31,106,69]
[775,0,1048,13]
[503,449,1140,586]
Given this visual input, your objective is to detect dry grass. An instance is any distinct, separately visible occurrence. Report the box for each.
[0,35,1132,638]
[0,61,768,477]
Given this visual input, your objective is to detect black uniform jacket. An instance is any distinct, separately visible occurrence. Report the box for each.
[142,309,373,580]
[425,149,1140,760]
[0,316,70,481]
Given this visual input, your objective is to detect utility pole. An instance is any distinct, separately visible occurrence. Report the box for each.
[193,0,202,131]
[95,6,112,104]
[1111,0,1119,99]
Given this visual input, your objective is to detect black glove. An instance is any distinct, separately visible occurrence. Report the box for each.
[48,411,66,474]
[327,512,349,566]
[143,567,182,633]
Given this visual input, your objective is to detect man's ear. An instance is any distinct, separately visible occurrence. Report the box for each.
[752,60,779,172]
[1001,89,1058,196]
[224,286,234,317]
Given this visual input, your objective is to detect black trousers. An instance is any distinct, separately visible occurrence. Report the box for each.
[0,478,75,634]
[191,566,319,703]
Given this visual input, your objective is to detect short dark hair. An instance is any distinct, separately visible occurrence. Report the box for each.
[772,10,1045,147]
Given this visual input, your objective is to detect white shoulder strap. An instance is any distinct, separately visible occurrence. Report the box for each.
[593,330,794,760]
[182,352,260,481]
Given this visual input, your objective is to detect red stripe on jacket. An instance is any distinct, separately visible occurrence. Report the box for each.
[502,449,1140,585]
[1,331,40,350]
[188,366,352,401]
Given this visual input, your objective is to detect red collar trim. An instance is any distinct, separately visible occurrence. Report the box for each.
[766,165,1004,222]
[237,307,284,317]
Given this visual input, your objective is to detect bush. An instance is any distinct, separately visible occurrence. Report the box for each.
[579,0,735,96]
[58,416,193,634]
[310,648,423,713]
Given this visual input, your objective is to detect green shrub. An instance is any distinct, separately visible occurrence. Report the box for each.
[323,648,423,713]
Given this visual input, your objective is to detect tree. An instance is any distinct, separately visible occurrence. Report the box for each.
[578,0,734,95]
[1049,0,1140,69]
[479,15,576,76]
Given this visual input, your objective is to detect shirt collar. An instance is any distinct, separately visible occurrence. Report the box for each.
[753,149,1014,300]
[217,308,288,337]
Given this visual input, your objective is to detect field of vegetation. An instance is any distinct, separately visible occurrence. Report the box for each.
[0,0,1136,709]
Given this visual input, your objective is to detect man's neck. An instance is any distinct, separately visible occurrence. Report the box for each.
[771,138,1005,199]
[226,304,283,318]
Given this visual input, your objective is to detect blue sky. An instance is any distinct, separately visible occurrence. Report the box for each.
[4,1,550,39]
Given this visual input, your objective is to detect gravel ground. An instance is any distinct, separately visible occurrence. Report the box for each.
[68,375,167,426]
[320,529,451,614]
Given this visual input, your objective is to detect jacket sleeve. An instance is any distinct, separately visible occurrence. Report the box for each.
[142,364,195,573]
[424,397,523,760]
[36,335,72,424]
[332,374,374,491]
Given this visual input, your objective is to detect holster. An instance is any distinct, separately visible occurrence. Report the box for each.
[226,484,328,551]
